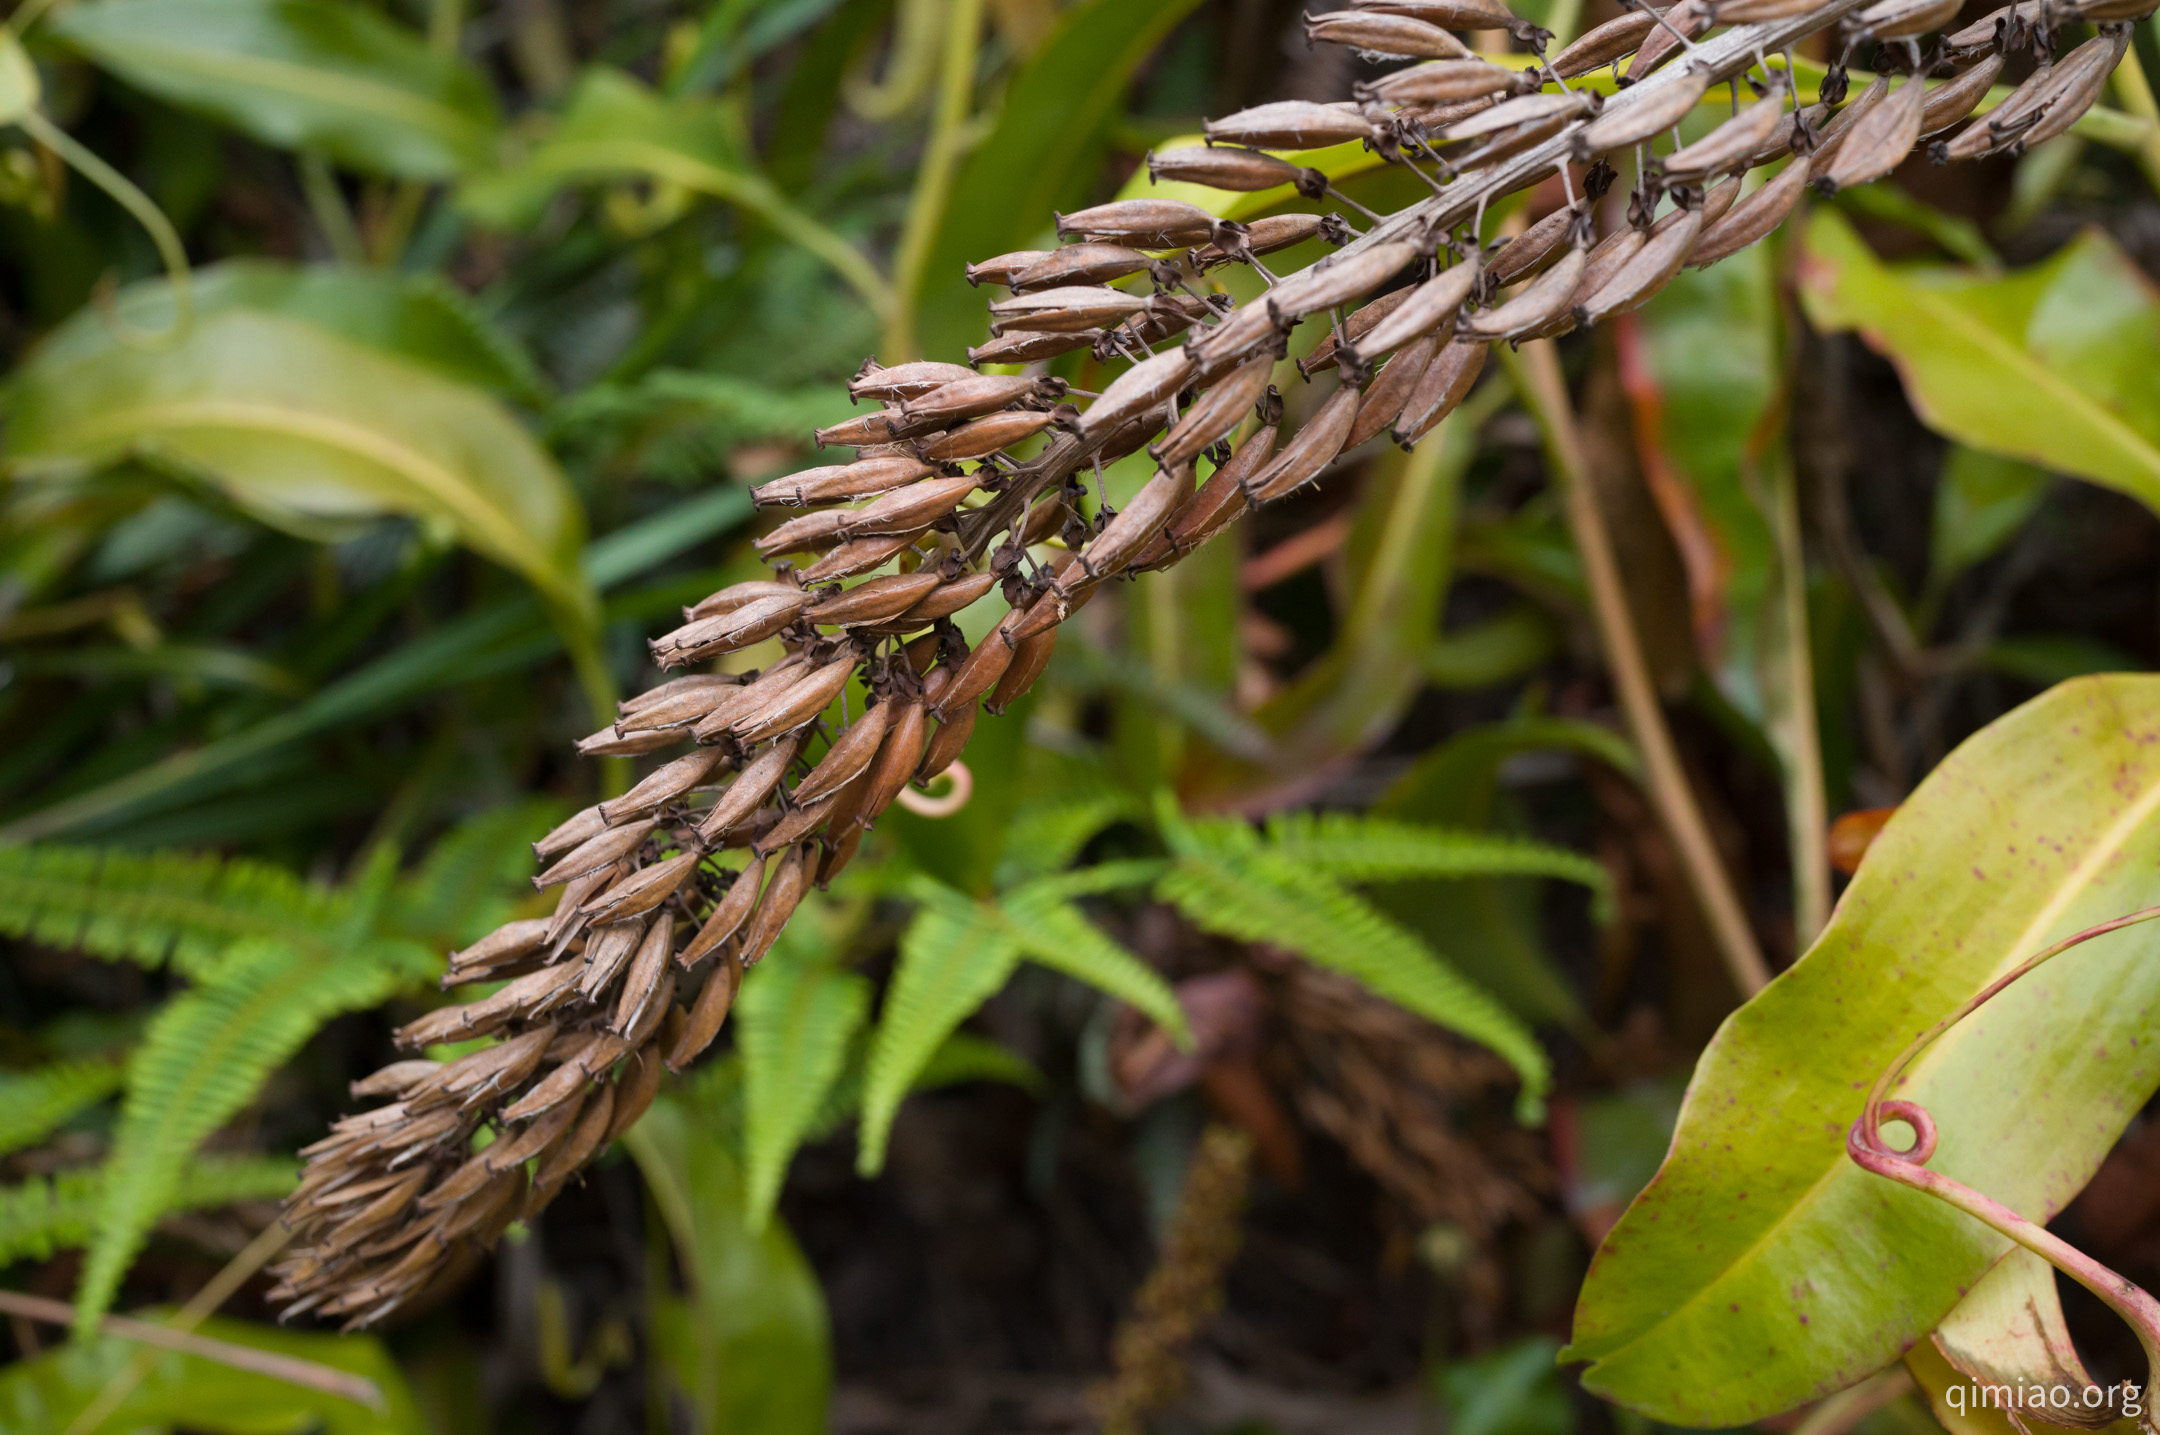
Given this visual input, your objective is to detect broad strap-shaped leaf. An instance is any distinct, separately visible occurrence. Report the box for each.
[74,936,430,1334]
[736,955,870,1230]
[1260,811,1614,921]
[855,879,1023,1176]
[7,310,594,629]
[51,0,500,179]
[0,1155,293,1266]
[1157,852,1549,1113]
[0,1058,124,1158]
[1801,210,2160,515]
[1567,675,2160,1424]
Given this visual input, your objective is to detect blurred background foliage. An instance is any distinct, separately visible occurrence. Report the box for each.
[0,0,2158,1429]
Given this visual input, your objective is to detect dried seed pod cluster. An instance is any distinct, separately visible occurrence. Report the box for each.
[282,0,2147,1327]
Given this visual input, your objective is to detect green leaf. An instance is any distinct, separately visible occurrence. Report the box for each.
[0,1311,424,1435]
[1979,634,2145,686]
[0,1058,124,1158]
[1437,1336,1575,1435]
[736,951,870,1229]
[7,309,593,628]
[1000,879,1191,1046]
[994,790,1143,886]
[1424,606,1560,690]
[75,935,431,1334]
[625,1082,831,1435]
[1379,716,1640,828]
[1566,675,2160,1424]
[1930,446,2051,589]
[913,0,1208,360]
[51,0,499,179]
[0,29,40,124]
[913,1032,1044,1095]
[547,369,855,485]
[0,1154,293,1265]
[1800,210,2160,516]
[856,879,1023,1175]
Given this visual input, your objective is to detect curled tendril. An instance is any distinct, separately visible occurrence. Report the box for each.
[1847,905,2160,1430]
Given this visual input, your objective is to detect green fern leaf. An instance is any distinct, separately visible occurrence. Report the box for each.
[995,793,1142,884]
[1000,880,1191,1049]
[0,845,339,978]
[737,956,870,1231]
[1158,855,1550,1116]
[855,880,1021,1177]
[0,1058,125,1158]
[914,1033,1044,1095]
[0,1155,295,1267]
[1260,811,1613,921]
[73,936,429,1335]
[387,799,563,948]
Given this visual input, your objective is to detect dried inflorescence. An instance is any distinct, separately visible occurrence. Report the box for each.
[275,0,2148,1326]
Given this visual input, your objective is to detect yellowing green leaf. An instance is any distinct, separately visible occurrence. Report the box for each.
[0,30,41,125]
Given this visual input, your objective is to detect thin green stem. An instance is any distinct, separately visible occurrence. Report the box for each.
[299,153,367,265]
[19,109,192,348]
[1771,452,1830,945]
[885,0,984,359]
[2108,25,2160,198]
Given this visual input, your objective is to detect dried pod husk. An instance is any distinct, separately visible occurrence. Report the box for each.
[1393,338,1488,444]
[891,570,998,626]
[1848,0,1961,40]
[1690,156,1813,267]
[850,360,977,403]
[1156,353,1276,465]
[1158,420,1281,557]
[580,849,703,923]
[752,457,934,507]
[680,581,803,624]
[1009,244,1154,291]
[681,854,765,966]
[1204,99,1377,149]
[986,625,1057,714]
[931,618,1022,718]
[739,844,813,965]
[753,792,840,856]
[1082,349,1199,439]
[837,474,982,538]
[1751,100,1832,164]
[969,329,1102,365]
[1301,290,1410,376]
[500,1060,601,1129]
[918,699,978,783]
[1073,464,1196,580]
[805,570,944,627]
[446,917,551,977]
[671,948,745,1070]
[577,916,651,1001]
[1547,10,1656,75]
[798,531,927,584]
[854,699,929,827]
[544,866,618,948]
[1485,209,1576,288]
[533,806,607,859]
[611,917,676,1036]
[352,1061,442,1101]
[1310,9,1476,57]
[318,1171,429,1243]
[1659,90,1791,181]
[1574,65,1712,157]
[689,658,805,743]
[1355,0,1523,28]
[1357,257,1479,356]
[397,957,587,1048]
[755,508,851,557]
[432,1027,556,1108]
[1199,214,1332,269]
[1267,240,1419,324]
[918,411,1055,462]
[734,654,858,745]
[793,700,894,805]
[575,724,680,758]
[1149,145,1303,190]
[1114,296,1216,349]
[1246,385,1361,502]
[1696,172,1743,229]
[601,748,732,825]
[1997,30,2128,153]
[1625,0,1712,78]
[989,284,1153,334]
[1943,1,2039,55]
[1435,90,1594,146]
[1346,331,1445,449]
[1576,206,1702,324]
[534,819,656,890]
[963,251,1050,287]
[817,827,865,887]
[532,1082,616,1192]
[695,738,806,846]
[605,1039,668,1141]
[475,1097,589,1178]
[617,680,739,735]
[1186,301,1281,370]
[1359,57,1530,104]
[901,374,1046,423]
[1919,54,2006,137]
[814,408,919,448]
[1821,73,1927,192]
[1713,0,1823,18]
[649,592,805,665]
[1056,198,1220,247]
[1811,75,1891,165]
[1462,244,1587,340]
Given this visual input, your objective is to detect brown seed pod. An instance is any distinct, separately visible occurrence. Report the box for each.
[1186,301,1281,370]
[1301,290,1411,376]
[739,844,812,965]
[688,659,804,743]
[838,474,982,537]
[1848,0,1961,39]
[580,849,703,923]
[1358,257,1480,356]
[817,827,865,886]
[1625,0,1712,78]
[1690,156,1813,268]
[854,699,930,826]
[575,724,682,758]
[850,360,976,403]
[611,917,676,1036]
[918,699,978,783]
[1574,66,1712,157]
[1713,0,1821,17]
[967,329,1102,365]
[1309,10,1477,58]
[681,854,765,966]
[1485,208,1576,289]
[805,570,944,627]
[351,1062,443,1102]
[1009,244,1155,291]
[477,1096,587,1178]
[1056,199,1220,246]
[649,593,805,668]
[1547,10,1656,76]
[917,411,1055,462]
[669,948,745,1070]
[754,508,852,557]
[533,807,607,860]
[902,373,1052,423]
[1246,385,1361,502]
[752,457,935,508]
[1204,100,1378,150]
[1159,419,1281,557]
[890,570,997,626]
[695,736,803,842]
[1156,352,1276,466]
[533,1082,616,1192]
[617,681,740,736]
[734,655,859,745]
[987,625,1058,713]
[1267,240,1419,324]
[604,1038,669,1143]
[446,917,551,976]
[963,251,1050,287]
[1393,337,1488,445]
[578,915,652,1001]
[1751,101,1832,164]
[1992,31,2128,154]
[1346,331,1446,450]
[1660,89,1791,181]
[989,284,1153,334]
[1200,214,1333,270]
[1354,0,1522,28]
[1436,90,1595,146]
[930,619,1022,719]
[1576,207,1702,324]
[1074,464,1197,579]
[1149,145,1304,190]
[397,958,587,1048]
[1462,244,1587,340]
[680,582,803,624]
[534,820,656,890]
[1083,349,1200,438]
[1812,75,1890,165]
[1919,54,2005,137]
[1359,57,1530,104]
[1821,73,1926,192]
[799,531,927,584]
[544,866,618,947]
[793,700,894,805]
[601,748,731,825]
[814,409,916,447]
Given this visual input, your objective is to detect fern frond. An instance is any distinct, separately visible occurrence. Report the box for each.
[0,1155,295,1267]
[1261,812,1613,922]
[72,937,427,1335]
[387,799,563,949]
[999,881,1191,1049]
[0,1058,125,1158]
[914,1034,1043,1095]
[0,845,341,978]
[1148,789,1257,862]
[1158,856,1549,1116]
[855,881,1021,1177]
[737,958,870,1231]
[996,794,1142,885]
